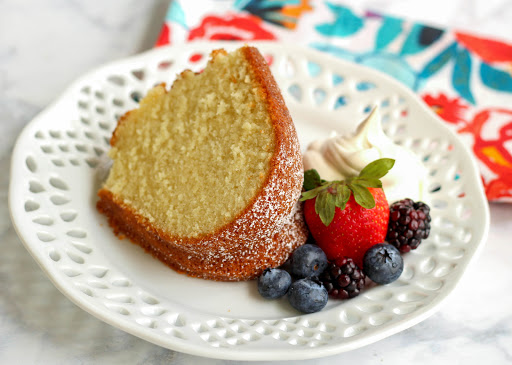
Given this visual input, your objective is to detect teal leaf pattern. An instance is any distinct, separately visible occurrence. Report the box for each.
[309,7,512,113]
[375,16,403,50]
[401,24,429,56]
[452,48,475,104]
[418,42,457,79]
[315,2,363,37]
[480,62,512,93]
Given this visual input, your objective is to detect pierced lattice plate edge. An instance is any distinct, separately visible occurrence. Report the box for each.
[8,41,490,361]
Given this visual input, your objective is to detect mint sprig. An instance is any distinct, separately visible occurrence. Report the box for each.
[300,158,395,226]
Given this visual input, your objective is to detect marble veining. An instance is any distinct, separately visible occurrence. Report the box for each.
[1,0,511,364]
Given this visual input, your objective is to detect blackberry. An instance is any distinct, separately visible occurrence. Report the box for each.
[319,258,365,299]
[387,199,431,253]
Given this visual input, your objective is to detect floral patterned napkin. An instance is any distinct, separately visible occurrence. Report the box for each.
[155,0,512,203]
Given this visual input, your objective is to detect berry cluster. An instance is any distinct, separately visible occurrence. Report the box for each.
[256,198,431,314]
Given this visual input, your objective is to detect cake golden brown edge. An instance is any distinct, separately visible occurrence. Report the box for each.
[97,46,307,281]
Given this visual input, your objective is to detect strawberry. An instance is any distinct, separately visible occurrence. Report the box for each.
[300,159,394,268]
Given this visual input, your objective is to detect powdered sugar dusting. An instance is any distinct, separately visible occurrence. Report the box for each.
[97,46,308,281]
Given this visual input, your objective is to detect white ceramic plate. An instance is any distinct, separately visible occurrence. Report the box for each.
[9,41,489,361]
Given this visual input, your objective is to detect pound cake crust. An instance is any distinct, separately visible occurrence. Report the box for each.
[97,46,306,281]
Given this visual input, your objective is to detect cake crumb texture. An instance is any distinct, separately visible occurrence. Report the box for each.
[105,48,274,237]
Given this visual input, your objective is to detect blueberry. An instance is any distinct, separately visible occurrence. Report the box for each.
[287,278,328,313]
[363,243,403,285]
[258,268,292,299]
[290,244,328,278]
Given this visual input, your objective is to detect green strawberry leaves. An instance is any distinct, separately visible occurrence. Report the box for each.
[315,189,335,226]
[307,181,350,226]
[303,169,324,191]
[335,184,351,209]
[349,183,375,209]
[359,158,395,179]
[301,158,395,226]
[351,177,382,189]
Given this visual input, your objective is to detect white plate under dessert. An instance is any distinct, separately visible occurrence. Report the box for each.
[9,41,489,361]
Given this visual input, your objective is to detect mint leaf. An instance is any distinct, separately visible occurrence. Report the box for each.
[359,158,395,179]
[349,183,376,209]
[303,169,322,191]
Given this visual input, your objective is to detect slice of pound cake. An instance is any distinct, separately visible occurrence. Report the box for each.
[97,46,307,281]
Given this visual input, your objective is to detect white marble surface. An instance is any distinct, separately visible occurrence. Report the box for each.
[1,0,511,364]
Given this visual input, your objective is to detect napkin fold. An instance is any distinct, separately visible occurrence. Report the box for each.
[156,0,512,203]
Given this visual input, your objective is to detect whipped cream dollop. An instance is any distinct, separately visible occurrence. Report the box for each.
[303,108,427,203]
